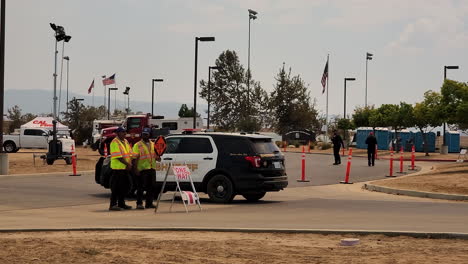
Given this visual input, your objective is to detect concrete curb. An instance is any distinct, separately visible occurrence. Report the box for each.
[0,170,94,177]
[0,227,467,240]
[364,183,468,201]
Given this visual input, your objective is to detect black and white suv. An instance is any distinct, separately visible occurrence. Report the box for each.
[95,132,288,203]
[158,132,288,203]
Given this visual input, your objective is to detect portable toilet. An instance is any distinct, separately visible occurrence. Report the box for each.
[445,131,460,153]
[414,131,436,152]
[375,128,390,150]
[398,129,412,152]
[356,127,372,149]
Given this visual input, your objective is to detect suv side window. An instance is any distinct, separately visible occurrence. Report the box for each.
[219,137,250,156]
[166,137,213,154]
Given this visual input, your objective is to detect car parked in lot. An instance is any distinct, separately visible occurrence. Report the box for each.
[95,132,288,203]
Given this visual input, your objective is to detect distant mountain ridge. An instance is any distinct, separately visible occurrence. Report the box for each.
[4,89,206,119]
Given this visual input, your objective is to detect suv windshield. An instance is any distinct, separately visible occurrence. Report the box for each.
[249,138,280,154]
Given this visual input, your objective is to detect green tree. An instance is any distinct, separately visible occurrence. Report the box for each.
[21,113,37,124]
[269,64,321,135]
[441,79,468,130]
[6,105,22,133]
[377,102,414,149]
[199,50,269,131]
[178,104,199,118]
[352,105,375,128]
[62,100,106,144]
[413,91,443,155]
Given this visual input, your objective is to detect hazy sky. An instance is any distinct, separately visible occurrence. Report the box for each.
[4,0,468,117]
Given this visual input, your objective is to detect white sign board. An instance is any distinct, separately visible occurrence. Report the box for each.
[172,166,191,181]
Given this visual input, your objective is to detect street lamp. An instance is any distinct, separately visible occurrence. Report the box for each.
[207,66,222,129]
[123,86,130,114]
[193,36,215,128]
[108,87,118,120]
[365,52,373,108]
[49,22,71,160]
[344,77,356,119]
[0,0,7,173]
[247,9,258,115]
[152,79,163,117]
[344,77,356,142]
[442,65,459,153]
[63,56,70,115]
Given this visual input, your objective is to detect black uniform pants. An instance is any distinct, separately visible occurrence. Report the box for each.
[110,170,131,207]
[367,150,375,166]
[333,147,341,164]
[136,169,156,206]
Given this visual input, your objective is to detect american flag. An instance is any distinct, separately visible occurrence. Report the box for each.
[321,61,328,94]
[87,79,94,94]
[102,74,116,86]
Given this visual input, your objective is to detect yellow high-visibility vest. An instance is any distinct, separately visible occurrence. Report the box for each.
[110,138,132,170]
[132,140,157,171]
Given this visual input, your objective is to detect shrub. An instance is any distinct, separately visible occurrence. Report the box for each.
[321,142,332,150]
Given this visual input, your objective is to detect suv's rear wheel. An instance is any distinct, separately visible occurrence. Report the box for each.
[242,192,266,202]
[207,174,235,203]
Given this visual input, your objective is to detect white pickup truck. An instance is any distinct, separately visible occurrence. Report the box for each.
[3,128,51,152]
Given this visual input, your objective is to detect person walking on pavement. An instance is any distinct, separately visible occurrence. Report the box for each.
[331,130,344,165]
[365,132,378,167]
[109,126,133,211]
[132,127,160,210]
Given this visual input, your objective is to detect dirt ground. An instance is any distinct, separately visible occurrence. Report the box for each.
[6,147,100,175]
[0,231,467,264]
[371,162,468,195]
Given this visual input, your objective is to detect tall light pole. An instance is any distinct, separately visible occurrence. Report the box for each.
[108,87,118,120]
[152,79,163,117]
[49,23,71,160]
[247,9,258,115]
[0,0,7,173]
[442,65,459,153]
[193,36,215,128]
[344,77,356,119]
[365,52,373,108]
[344,77,356,142]
[123,87,130,115]
[102,75,107,108]
[207,66,221,129]
[63,56,70,115]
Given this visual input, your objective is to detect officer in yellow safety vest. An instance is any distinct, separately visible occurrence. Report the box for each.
[109,126,133,211]
[132,127,160,209]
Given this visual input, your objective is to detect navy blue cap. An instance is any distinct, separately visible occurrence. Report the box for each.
[142,127,151,135]
[114,126,126,133]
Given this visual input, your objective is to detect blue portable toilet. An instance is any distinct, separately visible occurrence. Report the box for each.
[414,131,436,152]
[398,130,412,151]
[356,127,372,149]
[375,128,390,150]
[445,131,460,153]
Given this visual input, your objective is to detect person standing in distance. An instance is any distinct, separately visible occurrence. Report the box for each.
[109,126,133,211]
[331,130,344,165]
[132,127,159,209]
[365,132,378,166]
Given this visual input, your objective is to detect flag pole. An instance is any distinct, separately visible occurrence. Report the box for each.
[92,79,95,107]
[326,54,329,134]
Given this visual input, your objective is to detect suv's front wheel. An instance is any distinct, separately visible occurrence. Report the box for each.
[242,192,266,202]
[207,174,235,203]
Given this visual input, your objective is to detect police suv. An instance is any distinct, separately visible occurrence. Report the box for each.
[96,132,288,203]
